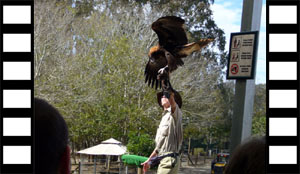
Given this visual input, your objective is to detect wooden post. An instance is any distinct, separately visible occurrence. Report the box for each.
[137,167,142,174]
[107,155,111,173]
[119,160,122,174]
[79,161,81,174]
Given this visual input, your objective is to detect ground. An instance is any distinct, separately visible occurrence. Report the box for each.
[71,154,213,174]
[178,155,211,174]
[179,161,211,174]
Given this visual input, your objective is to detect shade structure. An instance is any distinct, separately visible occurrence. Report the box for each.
[77,138,127,156]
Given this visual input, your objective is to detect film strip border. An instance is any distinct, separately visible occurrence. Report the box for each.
[267,0,300,173]
[0,0,34,173]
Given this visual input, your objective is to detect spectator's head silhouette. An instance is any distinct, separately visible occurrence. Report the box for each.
[35,98,70,174]
[225,136,265,174]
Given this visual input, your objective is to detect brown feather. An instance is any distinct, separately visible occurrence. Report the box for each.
[144,48,167,89]
[148,45,160,57]
[152,16,188,51]
[178,38,214,57]
[145,16,214,89]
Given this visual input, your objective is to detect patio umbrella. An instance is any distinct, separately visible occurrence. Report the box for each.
[78,138,127,156]
[77,138,127,174]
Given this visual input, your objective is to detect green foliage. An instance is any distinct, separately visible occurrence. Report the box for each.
[127,133,155,157]
[252,84,266,136]
[33,0,266,158]
[72,0,227,66]
[252,115,266,136]
[194,148,205,155]
[34,2,161,154]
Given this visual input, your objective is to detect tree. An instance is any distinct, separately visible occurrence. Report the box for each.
[252,84,266,136]
[127,133,155,157]
[34,0,234,157]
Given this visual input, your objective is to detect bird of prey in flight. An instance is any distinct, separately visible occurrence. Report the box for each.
[144,16,214,89]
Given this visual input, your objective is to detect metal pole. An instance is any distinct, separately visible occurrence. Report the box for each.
[107,155,111,173]
[94,156,96,174]
[80,154,82,174]
[119,160,122,174]
[229,0,262,154]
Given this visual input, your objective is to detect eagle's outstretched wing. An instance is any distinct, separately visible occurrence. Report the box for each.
[178,38,214,57]
[152,16,188,52]
[144,60,162,89]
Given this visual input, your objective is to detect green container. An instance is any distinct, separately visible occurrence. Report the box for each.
[121,154,148,167]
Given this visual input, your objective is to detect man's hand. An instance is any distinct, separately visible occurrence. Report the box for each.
[141,160,150,173]
[142,149,158,173]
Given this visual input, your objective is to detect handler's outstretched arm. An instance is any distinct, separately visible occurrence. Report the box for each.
[170,92,177,113]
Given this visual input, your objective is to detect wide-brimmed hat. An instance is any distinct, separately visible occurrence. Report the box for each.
[157,89,182,108]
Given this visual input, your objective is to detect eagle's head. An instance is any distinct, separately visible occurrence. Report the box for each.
[148,45,167,65]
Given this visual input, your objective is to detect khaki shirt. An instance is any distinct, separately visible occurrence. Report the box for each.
[155,104,183,154]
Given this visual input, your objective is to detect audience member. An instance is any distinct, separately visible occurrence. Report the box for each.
[35,98,70,174]
[224,136,265,174]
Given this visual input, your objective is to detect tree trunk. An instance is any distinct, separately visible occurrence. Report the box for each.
[188,137,191,165]
[72,141,77,164]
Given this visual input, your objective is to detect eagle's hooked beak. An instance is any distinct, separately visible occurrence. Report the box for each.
[150,57,155,64]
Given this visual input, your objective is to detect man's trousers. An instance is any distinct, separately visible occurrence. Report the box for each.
[157,155,179,174]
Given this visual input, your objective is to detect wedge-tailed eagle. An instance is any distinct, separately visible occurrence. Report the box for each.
[144,16,214,89]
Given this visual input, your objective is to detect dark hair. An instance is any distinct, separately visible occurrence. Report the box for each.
[225,137,265,174]
[35,98,69,174]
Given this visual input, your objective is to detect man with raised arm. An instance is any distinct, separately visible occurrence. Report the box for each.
[142,91,183,174]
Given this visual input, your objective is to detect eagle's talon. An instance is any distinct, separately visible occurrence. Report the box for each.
[158,66,169,75]
[157,66,169,80]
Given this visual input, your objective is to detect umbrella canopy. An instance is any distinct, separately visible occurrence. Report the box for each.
[102,138,122,144]
[77,138,127,156]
